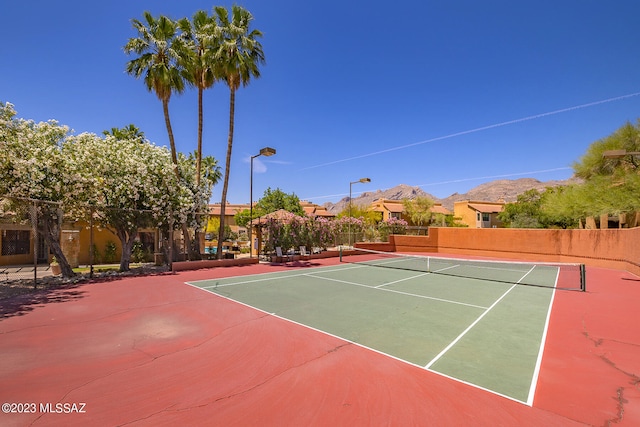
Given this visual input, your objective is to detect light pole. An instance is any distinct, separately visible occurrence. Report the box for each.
[250,147,276,258]
[349,177,371,247]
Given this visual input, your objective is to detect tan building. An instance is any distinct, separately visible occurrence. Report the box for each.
[208,203,251,236]
[454,200,505,228]
[207,201,334,237]
[299,201,335,219]
[370,199,403,221]
[369,198,451,224]
[0,217,159,267]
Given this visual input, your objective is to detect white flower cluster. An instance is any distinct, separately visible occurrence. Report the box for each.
[0,102,212,233]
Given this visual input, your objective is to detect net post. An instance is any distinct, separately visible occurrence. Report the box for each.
[580,264,586,292]
[339,247,343,262]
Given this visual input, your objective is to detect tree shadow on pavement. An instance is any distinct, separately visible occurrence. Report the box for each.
[0,265,173,320]
[0,283,86,320]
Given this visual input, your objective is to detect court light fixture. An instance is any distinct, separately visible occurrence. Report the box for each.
[348,177,371,247]
[258,147,276,157]
[250,147,277,258]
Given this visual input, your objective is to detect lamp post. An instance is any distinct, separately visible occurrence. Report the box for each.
[250,147,276,258]
[348,177,371,247]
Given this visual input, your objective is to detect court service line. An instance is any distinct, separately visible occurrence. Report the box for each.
[198,264,367,289]
[304,273,488,310]
[186,276,533,407]
[424,265,537,370]
[374,264,460,289]
[374,272,431,288]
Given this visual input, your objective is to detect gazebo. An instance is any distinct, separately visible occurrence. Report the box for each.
[249,209,294,257]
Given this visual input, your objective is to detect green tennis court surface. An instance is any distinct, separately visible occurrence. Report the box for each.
[188,258,561,404]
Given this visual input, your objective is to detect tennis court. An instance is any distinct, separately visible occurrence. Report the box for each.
[3,257,639,426]
[187,250,584,404]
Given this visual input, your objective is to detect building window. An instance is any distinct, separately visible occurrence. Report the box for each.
[390,212,401,220]
[482,213,490,222]
[2,230,31,256]
[138,232,156,253]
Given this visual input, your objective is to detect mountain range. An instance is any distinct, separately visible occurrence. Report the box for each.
[323,177,582,213]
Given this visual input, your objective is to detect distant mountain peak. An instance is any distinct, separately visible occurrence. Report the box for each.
[323,178,578,213]
[324,184,435,214]
[439,177,580,210]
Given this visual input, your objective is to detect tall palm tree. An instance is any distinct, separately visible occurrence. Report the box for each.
[214,5,265,258]
[177,11,221,186]
[176,11,223,259]
[125,12,195,261]
[124,11,185,179]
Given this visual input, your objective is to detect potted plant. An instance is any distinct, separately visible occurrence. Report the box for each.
[50,256,62,276]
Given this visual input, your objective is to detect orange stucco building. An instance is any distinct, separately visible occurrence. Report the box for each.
[453,200,505,228]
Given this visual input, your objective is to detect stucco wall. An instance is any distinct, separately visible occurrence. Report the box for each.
[384,227,640,276]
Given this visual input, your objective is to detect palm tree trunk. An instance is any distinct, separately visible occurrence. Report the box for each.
[162,98,180,179]
[196,87,203,186]
[162,97,192,260]
[190,86,205,261]
[216,88,236,259]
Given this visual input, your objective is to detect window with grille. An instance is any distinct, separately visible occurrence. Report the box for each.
[138,232,155,253]
[2,230,31,256]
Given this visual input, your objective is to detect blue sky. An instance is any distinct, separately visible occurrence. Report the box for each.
[2,1,640,206]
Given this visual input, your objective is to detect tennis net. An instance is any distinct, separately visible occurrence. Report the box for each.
[340,248,586,291]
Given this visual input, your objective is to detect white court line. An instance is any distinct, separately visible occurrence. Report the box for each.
[304,273,488,310]
[183,279,533,406]
[375,272,432,288]
[527,267,560,405]
[374,264,460,289]
[424,265,537,370]
[197,264,367,289]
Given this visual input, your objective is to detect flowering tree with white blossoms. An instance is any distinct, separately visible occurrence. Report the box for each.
[1,103,219,276]
[0,102,76,277]
[66,130,222,271]
[63,131,194,272]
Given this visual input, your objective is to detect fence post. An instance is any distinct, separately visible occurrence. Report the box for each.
[89,206,94,278]
[168,211,174,271]
[30,201,38,288]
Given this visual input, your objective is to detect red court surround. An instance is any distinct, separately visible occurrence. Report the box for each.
[0,259,638,426]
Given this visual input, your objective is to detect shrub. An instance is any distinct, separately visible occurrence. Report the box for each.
[378,217,408,241]
[131,240,147,263]
[263,214,336,253]
[104,240,118,263]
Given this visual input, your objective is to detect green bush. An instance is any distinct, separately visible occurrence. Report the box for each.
[104,240,117,263]
[91,244,101,263]
[131,240,147,263]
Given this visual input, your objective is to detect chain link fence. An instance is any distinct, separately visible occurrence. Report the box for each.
[0,197,211,288]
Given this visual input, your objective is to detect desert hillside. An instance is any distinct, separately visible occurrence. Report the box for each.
[324,178,580,213]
